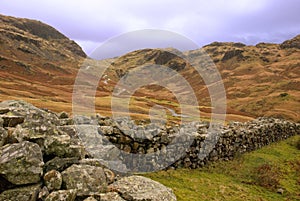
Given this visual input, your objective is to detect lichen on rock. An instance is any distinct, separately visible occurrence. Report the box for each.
[0,141,43,185]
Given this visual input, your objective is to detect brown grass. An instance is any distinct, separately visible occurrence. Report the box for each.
[0,17,299,122]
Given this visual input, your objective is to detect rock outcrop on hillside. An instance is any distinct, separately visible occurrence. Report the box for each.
[0,100,299,200]
[280,34,300,49]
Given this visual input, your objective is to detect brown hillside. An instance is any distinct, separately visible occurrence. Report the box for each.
[199,37,300,121]
[0,14,299,122]
[0,14,85,111]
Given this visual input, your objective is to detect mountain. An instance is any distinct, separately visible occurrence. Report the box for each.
[0,14,86,111]
[94,39,300,122]
[0,14,299,122]
[196,37,300,121]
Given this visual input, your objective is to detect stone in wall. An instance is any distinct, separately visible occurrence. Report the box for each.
[0,141,43,185]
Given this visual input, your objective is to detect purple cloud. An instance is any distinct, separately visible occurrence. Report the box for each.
[0,0,299,56]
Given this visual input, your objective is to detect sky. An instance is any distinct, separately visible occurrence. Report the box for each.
[1,0,300,57]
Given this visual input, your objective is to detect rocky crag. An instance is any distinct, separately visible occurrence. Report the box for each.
[0,100,299,200]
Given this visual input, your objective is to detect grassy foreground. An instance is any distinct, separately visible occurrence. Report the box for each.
[145,135,300,201]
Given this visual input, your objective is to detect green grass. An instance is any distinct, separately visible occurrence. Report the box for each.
[145,135,300,201]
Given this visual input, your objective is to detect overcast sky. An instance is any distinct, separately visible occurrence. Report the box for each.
[1,0,299,56]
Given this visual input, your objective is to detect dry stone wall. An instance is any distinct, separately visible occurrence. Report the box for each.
[0,100,176,201]
[0,100,299,201]
[98,116,299,170]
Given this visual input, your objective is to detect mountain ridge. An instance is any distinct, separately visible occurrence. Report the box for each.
[0,14,299,122]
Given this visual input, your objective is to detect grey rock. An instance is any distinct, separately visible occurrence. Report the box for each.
[62,164,107,196]
[277,188,284,195]
[99,126,114,135]
[104,168,116,184]
[45,189,77,201]
[0,117,3,127]
[85,144,121,162]
[0,102,85,160]
[38,186,50,201]
[97,116,113,126]
[100,192,125,201]
[44,134,84,159]
[109,175,177,201]
[12,127,82,159]
[73,115,95,125]
[44,170,62,191]
[44,157,79,172]
[0,100,59,126]
[0,141,43,185]
[59,118,74,126]
[10,125,28,143]
[58,111,69,119]
[57,126,77,137]
[0,108,9,115]
[78,159,117,183]
[79,158,108,167]
[83,197,98,201]
[0,127,7,147]
[0,184,41,201]
[0,115,24,127]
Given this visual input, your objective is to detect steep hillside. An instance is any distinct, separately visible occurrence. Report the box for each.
[0,14,85,111]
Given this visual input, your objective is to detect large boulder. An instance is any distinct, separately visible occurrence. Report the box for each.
[109,175,177,201]
[0,100,60,126]
[0,141,43,185]
[61,164,107,196]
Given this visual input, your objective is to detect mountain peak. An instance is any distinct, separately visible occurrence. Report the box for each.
[0,14,86,57]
